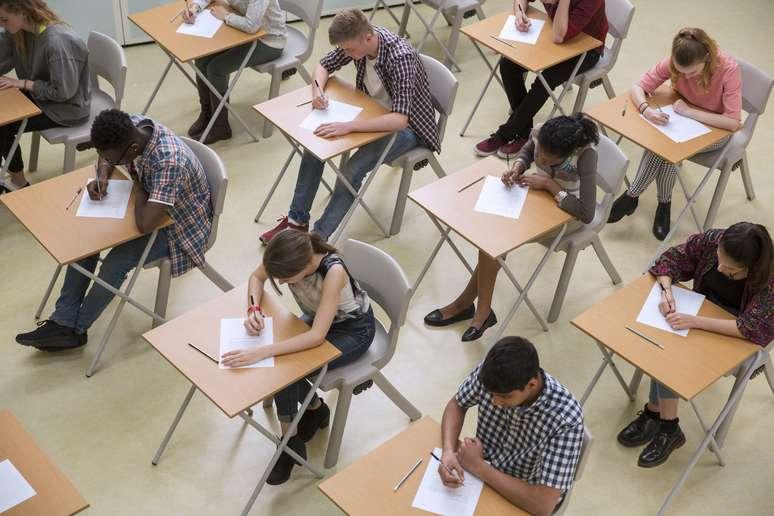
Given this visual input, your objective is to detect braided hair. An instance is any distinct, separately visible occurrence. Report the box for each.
[537,114,599,158]
[90,109,135,152]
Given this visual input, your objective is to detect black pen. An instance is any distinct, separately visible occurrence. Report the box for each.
[657,282,675,312]
[431,451,463,484]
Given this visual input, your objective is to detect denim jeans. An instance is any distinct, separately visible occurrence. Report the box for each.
[274,307,376,422]
[195,40,283,94]
[50,230,170,333]
[288,128,419,239]
[649,378,680,403]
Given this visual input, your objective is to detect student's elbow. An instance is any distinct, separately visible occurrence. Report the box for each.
[532,491,562,516]
[552,33,565,44]
[135,219,153,235]
[394,112,409,129]
[579,210,594,224]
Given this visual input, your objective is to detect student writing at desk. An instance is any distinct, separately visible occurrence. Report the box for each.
[0,0,90,190]
[439,337,584,516]
[221,230,375,485]
[608,28,742,240]
[260,8,439,243]
[182,0,286,144]
[475,0,607,159]
[617,222,773,468]
[16,109,213,351]
[426,115,598,341]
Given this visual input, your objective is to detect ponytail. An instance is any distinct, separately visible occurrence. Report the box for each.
[537,114,599,158]
[669,27,720,91]
[720,222,773,293]
[263,230,338,294]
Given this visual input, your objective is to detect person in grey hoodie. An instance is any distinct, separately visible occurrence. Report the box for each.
[0,0,90,190]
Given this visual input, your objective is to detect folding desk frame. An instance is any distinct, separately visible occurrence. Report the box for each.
[0,118,28,192]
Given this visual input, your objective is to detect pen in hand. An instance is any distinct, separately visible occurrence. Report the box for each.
[313,79,328,108]
[431,451,463,484]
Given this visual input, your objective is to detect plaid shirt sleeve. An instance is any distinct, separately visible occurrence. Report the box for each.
[145,155,180,207]
[455,364,485,409]
[537,423,584,491]
[388,53,417,117]
[319,47,353,74]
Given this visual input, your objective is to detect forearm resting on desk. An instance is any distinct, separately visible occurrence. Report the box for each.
[696,317,744,339]
[476,465,561,516]
[348,112,408,133]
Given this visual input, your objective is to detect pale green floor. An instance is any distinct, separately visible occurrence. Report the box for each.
[1,1,773,514]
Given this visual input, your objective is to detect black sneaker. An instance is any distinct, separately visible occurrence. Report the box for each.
[638,424,685,468]
[296,401,330,443]
[266,434,307,485]
[16,321,86,350]
[617,409,661,447]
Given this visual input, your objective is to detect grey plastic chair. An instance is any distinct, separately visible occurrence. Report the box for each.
[552,426,592,516]
[569,0,635,114]
[28,32,127,173]
[319,239,421,468]
[539,134,629,322]
[253,0,322,138]
[686,58,774,230]
[145,137,233,326]
[388,54,458,236]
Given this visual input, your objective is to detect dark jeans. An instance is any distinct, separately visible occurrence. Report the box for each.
[195,40,283,94]
[274,307,376,423]
[0,110,62,173]
[495,51,601,141]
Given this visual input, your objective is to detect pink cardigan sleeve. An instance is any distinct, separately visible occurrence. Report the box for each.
[637,58,671,94]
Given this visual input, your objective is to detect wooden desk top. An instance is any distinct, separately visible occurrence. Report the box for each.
[129,1,266,63]
[0,88,42,126]
[143,284,341,418]
[319,416,527,516]
[0,166,172,265]
[584,88,731,164]
[252,76,391,162]
[571,275,758,400]
[0,410,88,516]
[409,156,573,259]
[461,9,602,72]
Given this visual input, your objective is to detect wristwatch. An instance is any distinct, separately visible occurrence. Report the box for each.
[554,190,568,204]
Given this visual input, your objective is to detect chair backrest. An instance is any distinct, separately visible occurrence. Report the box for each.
[179,137,228,251]
[340,239,411,367]
[739,58,774,116]
[87,31,127,109]
[598,0,635,71]
[552,426,593,516]
[589,134,629,232]
[279,0,323,62]
[419,54,459,146]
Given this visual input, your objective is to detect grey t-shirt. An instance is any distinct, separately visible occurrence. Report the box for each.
[0,24,91,126]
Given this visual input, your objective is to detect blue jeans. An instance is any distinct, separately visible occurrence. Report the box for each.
[274,307,376,423]
[51,231,170,333]
[288,128,419,239]
[649,379,679,403]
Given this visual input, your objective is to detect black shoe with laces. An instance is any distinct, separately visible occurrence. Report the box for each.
[266,434,307,485]
[608,193,639,223]
[617,409,661,447]
[638,423,685,468]
[15,320,86,350]
[296,401,330,443]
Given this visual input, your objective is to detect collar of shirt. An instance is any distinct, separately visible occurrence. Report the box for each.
[513,370,552,415]
[129,117,159,181]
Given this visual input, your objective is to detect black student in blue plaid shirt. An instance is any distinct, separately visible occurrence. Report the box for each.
[260,8,439,244]
[440,337,584,515]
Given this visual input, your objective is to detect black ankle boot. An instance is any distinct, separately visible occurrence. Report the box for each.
[608,193,639,223]
[296,401,330,442]
[638,421,685,468]
[652,201,671,241]
[266,434,306,485]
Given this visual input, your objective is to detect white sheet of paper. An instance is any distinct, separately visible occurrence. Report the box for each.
[498,15,545,45]
[76,179,132,219]
[219,317,274,369]
[640,104,712,143]
[635,283,706,337]
[473,175,528,219]
[0,459,36,513]
[299,100,363,131]
[176,9,223,38]
[411,448,483,516]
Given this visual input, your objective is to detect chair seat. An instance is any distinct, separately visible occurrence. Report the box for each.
[143,256,168,270]
[421,0,483,12]
[687,141,743,170]
[387,146,432,168]
[572,49,613,85]
[252,27,306,72]
[318,320,390,391]
[39,90,115,146]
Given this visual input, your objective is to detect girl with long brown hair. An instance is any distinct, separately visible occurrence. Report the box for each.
[608,27,743,240]
[0,0,90,190]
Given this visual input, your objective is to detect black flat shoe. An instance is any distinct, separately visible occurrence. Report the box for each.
[296,401,330,442]
[608,193,639,223]
[617,409,661,447]
[461,311,497,342]
[424,305,475,327]
[652,201,671,241]
[266,434,306,485]
[638,424,685,468]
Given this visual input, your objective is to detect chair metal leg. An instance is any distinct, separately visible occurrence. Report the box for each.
[262,72,282,139]
[28,132,41,173]
[427,154,446,178]
[152,260,172,329]
[764,355,774,396]
[398,2,411,37]
[389,162,413,236]
[62,143,76,173]
[443,9,464,70]
[199,261,234,292]
[324,387,354,468]
[703,164,732,231]
[373,371,421,421]
[296,64,312,84]
[601,75,616,99]
[571,82,590,115]
[591,235,622,284]
[739,151,755,200]
[547,246,579,323]
[35,265,63,320]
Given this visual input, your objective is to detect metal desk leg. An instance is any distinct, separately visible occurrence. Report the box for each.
[545,51,587,119]
[580,342,636,406]
[689,400,725,464]
[254,138,303,222]
[410,216,474,296]
[0,118,28,191]
[152,385,197,465]
[411,1,461,72]
[34,264,63,320]
[460,41,507,136]
[676,166,702,231]
[142,57,175,115]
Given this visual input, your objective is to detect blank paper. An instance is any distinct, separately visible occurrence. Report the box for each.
[0,459,36,513]
[219,317,274,369]
[473,175,528,219]
[176,9,223,38]
[498,15,545,45]
[640,104,712,143]
[411,448,483,516]
[299,100,363,131]
[76,179,132,219]
[635,283,706,337]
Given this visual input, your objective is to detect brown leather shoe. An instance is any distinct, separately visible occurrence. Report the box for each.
[201,92,232,144]
[188,76,213,139]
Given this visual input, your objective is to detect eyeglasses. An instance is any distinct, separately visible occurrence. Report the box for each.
[102,142,133,168]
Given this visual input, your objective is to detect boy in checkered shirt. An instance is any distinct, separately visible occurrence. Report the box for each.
[440,337,584,515]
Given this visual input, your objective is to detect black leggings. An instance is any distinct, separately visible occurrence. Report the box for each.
[495,51,601,141]
[0,109,62,173]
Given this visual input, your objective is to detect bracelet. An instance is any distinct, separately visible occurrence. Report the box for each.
[638,102,649,115]
[554,190,568,204]
[247,305,262,315]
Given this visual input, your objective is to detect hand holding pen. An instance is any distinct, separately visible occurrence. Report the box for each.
[87,160,109,201]
[657,278,676,315]
[312,79,329,110]
[435,450,465,488]
[515,3,531,32]
[244,294,265,335]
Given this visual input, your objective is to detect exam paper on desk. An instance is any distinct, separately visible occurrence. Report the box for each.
[76,179,132,219]
[640,104,712,143]
[498,15,545,45]
[474,175,529,219]
[635,283,706,337]
[0,459,37,513]
[219,317,275,369]
[412,448,484,516]
[176,9,224,38]
[299,100,363,131]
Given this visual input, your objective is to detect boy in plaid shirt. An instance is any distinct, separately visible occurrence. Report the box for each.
[440,337,584,515]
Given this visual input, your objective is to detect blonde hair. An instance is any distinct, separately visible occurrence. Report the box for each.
[0,0,61,54]
[328,9,373,45]
[669,27,719,91]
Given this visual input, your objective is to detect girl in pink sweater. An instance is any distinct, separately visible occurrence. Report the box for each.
[607,28,742,240]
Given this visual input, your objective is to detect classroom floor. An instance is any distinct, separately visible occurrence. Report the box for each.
[1,0,773,514]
